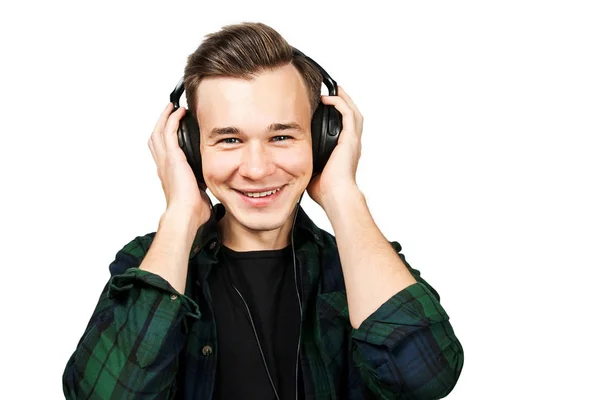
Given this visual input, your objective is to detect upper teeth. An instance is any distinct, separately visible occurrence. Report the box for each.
[242,188,281,198]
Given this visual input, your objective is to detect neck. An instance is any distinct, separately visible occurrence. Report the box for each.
[217,207,298,252]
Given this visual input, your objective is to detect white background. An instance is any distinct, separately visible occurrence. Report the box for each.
[1,0,598,398]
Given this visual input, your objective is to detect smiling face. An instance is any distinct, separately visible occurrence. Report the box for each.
[195,63,314,248]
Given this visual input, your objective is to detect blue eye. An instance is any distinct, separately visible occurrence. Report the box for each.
[219,138,240,144]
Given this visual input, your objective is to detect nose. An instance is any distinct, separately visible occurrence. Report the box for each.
[238,141,276,180]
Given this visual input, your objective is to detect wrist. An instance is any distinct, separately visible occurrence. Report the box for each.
[160,207,203,235]
[322,183,363,214]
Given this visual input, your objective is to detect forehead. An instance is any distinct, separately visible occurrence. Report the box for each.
[194,63,312,130]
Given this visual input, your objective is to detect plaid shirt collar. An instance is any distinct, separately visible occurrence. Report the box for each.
[189,201,325,260]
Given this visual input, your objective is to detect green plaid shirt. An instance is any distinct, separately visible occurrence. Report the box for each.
[63,203,463,399]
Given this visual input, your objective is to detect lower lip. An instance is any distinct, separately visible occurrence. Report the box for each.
[236,186,285,207]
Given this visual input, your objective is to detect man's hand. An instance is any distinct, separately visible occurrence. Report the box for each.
[305,88,419,329]
[140,103,212,293]
[148,103,212,229]
[307,86,364,211]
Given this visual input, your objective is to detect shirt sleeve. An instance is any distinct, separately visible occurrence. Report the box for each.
[350,241,464,400]
[62,235,201,400]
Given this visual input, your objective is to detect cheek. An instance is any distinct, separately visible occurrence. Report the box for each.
[274,147,313,176]
[201,150,239,183]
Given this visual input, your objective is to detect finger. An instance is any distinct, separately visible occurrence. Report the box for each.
[333,86,363,137]
[150,104,175,161]
[154,106,185,160]
[153,102,175,135]
[148,138,158,164]
[338,86,362,119]
[321,95,356,132]
[149,133,166,164]
[163,107,187,153]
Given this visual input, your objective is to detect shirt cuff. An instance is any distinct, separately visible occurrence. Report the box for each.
[351,282,449,347]
[108,267,201,320]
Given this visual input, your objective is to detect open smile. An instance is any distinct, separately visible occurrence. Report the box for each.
[234,185,286,207]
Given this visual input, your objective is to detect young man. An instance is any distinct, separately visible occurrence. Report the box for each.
[63,22,463,400]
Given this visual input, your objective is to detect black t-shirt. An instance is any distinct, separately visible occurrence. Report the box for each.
[208,244,301,400]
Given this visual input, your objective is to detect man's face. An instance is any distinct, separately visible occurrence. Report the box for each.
[195,63,313,233]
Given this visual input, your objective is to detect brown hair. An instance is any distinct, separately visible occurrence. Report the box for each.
[183,22,322,120]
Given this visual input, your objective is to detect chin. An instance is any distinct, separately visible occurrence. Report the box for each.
[236,214,290,232]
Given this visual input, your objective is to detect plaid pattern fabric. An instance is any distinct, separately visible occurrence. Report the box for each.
[63,204,463,399]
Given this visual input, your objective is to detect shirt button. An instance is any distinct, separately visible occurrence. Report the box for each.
[193,246,200,253]
[209,240,217,250]
[202,345,213,356]
[170,294,178,301]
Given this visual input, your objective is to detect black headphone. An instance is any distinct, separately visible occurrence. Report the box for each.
[169,47,342,188]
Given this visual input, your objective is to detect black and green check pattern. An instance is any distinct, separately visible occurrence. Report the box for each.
[63,204,463,399]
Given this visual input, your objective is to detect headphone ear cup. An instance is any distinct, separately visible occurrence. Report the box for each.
[311,103,342,176]
[310,103,326,176]
[323,104,342,159]
[178,112,205,187]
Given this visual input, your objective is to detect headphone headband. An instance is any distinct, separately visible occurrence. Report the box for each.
[170,77,185,108]
[291,47,338,97]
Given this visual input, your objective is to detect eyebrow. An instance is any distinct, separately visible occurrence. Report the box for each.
[208,122,303,138]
